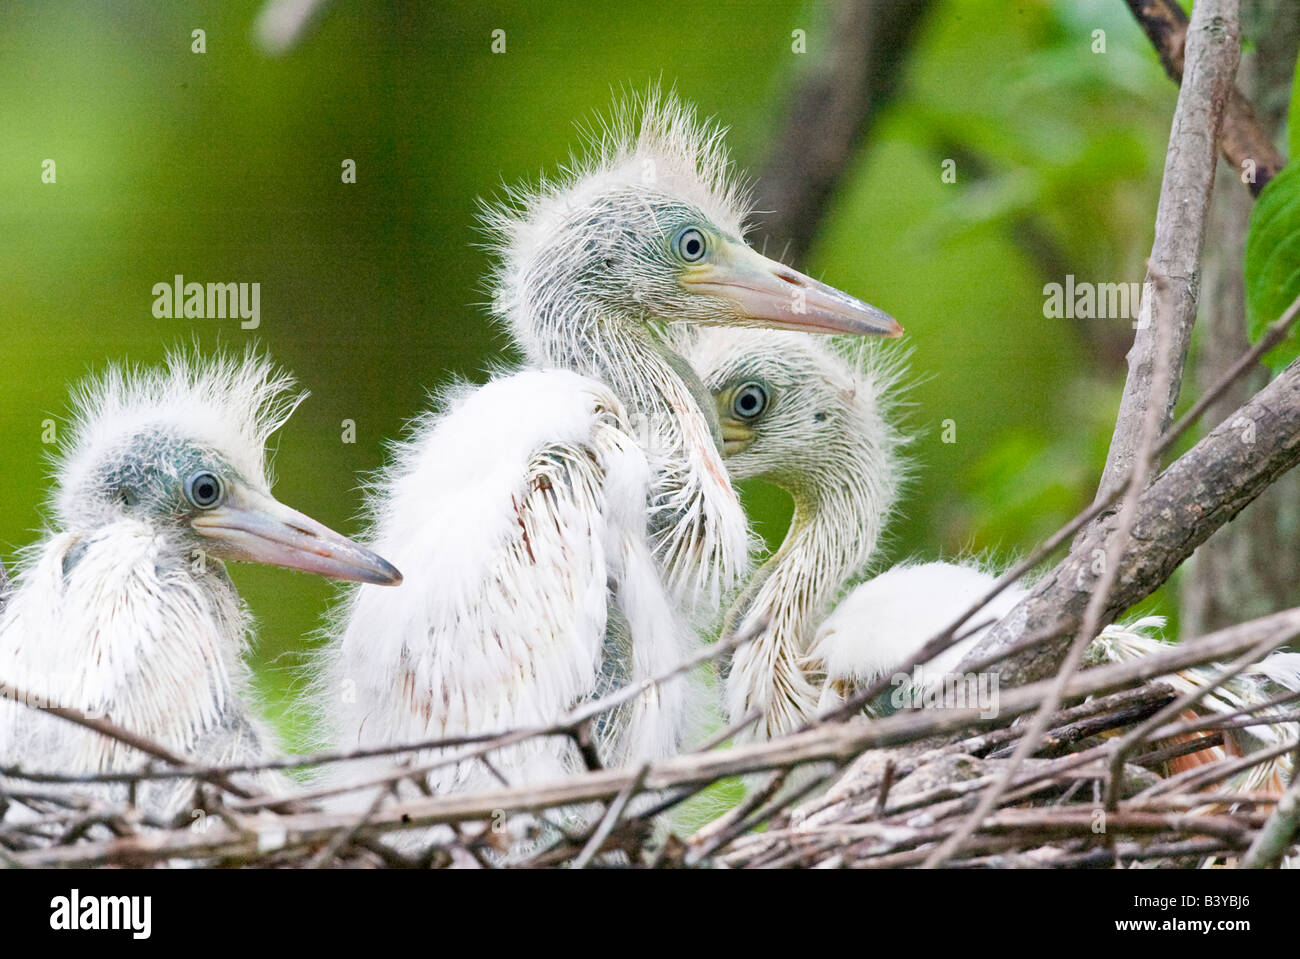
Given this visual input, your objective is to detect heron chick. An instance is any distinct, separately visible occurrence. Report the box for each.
[0,349,400,825]
[679,327,907,741]
[816,560,1300,798]
[323,91,903,825]
[485,89,902,617]
[687,329,1300,806]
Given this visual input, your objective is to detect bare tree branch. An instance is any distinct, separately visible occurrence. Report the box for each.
[1103,624,1291,809]
[962,344,1300,687]
[1125,0,1287,195]
[924,263,1184,866]
[1099,0,1241,497]
[819,277,1300,733]
[1182,0,1300,635]
[960,31,1300,689]
[15,605,1300,867]
[0,680,267,805]
[751,0,935,265]
[1240,770,1300,867]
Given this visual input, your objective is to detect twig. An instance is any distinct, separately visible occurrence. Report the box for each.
[22,606,1300,867]
[971,684,1175,757]
[0,681,265,804]
[1098,0,1241,497]
[1148,690,1300,740]
[232,617,764,811]
[721,609,1300,866]
[819,286,1300,727]
[6,617,765,796]
[875,759,896,815]
[958,298,1300,687]
[306,782,393,869]
[1103,631,1294,808]
[708,767,845,868]
[949,2,1300,696]
[1242,767,1300,867]
[1141,738,1299,797]
[925,263,1185,866]
[1125,0,1287,196]
[686,768,788,853]
[754,0,936,265]
[571,763,648,869]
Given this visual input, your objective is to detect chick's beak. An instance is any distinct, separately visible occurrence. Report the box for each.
[682,241,902,338]
[718,416,755,457]
[191,487,402,586]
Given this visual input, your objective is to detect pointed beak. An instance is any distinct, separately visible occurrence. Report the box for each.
[191,488,402,586]
[682,242,903,338]
[718,417,755,457]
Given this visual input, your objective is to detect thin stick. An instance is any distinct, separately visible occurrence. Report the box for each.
[925,266,1181,868]
[0,681,262,803]
[1104,633,1293,808]
[1243,770,1300,867]
[817,288,1300,733]
[572,763,648,869]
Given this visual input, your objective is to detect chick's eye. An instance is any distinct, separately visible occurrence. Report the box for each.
[732,383,768,420]
[676,227,707,262]
[185,470,223,509]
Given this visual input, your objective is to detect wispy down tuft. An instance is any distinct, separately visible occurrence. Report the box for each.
[479,85,753,319]
[53,346,306,525]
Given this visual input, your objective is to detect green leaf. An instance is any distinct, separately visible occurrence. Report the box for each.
[1245,162,1300,370]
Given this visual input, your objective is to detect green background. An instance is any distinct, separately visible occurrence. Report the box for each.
[1,1,1183,751]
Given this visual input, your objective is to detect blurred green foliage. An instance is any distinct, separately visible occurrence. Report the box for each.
[3,0,1186,752]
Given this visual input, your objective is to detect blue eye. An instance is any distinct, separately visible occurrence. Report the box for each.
[732,383,768,420]
[676,227,707,262]
[185,470,223,509]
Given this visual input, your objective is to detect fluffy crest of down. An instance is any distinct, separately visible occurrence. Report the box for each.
[53,347,305,528]
[480,88,752,314]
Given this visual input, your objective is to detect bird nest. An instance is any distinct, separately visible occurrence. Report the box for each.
[3,625,1297,869]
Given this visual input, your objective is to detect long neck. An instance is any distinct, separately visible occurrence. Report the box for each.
[517,293,749,611]
[725,468,893,740]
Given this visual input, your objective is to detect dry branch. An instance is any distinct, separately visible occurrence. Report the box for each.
[816,287,1300,734]
[752,0,934,265]
[1125,0,1287,196]
[960,348,1300,688]
[10,605,1300,867]
[0,680,270,806]
[718,608,1300,867]
[1183,0,1300,637]
[1102,623,1293,808]
[1241,768,1300,867]
[928,256,1190,863]
[6,3,1300,872]
[1099,0,1241,497]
